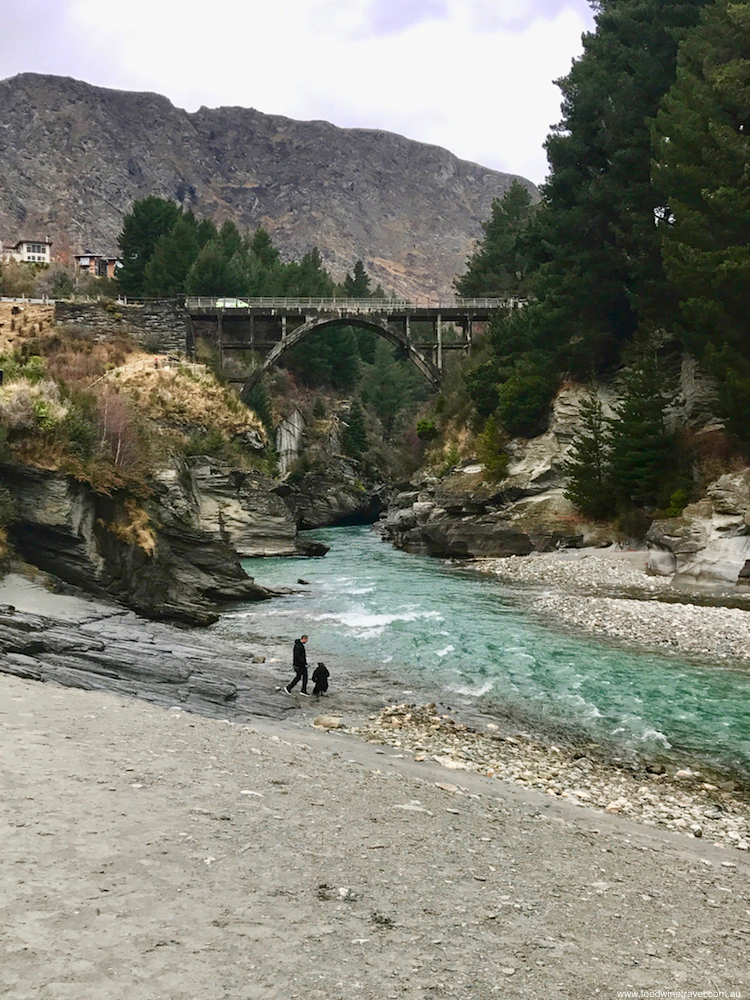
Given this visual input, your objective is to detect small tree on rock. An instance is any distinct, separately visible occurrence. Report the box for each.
[563,383,615,519]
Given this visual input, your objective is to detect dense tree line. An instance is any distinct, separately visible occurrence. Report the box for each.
[116,201,426,461]
[458,0,749,520]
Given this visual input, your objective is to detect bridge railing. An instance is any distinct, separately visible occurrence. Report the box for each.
[185,296,519,312]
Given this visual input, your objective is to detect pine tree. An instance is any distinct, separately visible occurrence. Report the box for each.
[455,180,535,298]
[563,383,615,519]
[143,215,200,295]
[117,196,181,296]
[476,415,509,481]
[245,379,274,436]
[344,260,371,298]
[342,399,368,458]
[250,227,280,269]
[652,0,750,361]
[531,0,710,371]
[608,347,675,509]
[185,240,234,296]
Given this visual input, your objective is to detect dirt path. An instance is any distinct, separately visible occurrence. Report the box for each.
[2,673,749,1000]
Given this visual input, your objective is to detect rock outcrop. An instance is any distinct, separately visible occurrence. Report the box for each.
[648,471,750,586]
[0,591,292,720]
[0,73,536,299]
[381,385,616,558]
[188,458,302,557]
[0,459,283,625]
[283,458,388,530]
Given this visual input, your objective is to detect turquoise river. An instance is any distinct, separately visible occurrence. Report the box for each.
[216,525,750,780]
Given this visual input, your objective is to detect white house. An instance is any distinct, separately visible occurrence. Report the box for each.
[0,238,53,264]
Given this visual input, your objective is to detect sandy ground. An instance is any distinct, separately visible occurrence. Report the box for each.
[2,672,750,1000]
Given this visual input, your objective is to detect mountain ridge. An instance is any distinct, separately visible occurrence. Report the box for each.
[0,73,537,297]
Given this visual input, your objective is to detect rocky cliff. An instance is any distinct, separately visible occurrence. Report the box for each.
[381,384,617,558]
[0,458,314,625]
[0,73,536,298]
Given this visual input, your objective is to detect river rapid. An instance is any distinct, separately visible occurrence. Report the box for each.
[215,525,750,781]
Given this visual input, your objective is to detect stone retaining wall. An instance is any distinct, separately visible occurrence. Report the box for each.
[54,299,187,354]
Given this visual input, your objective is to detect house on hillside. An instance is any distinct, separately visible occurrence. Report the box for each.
[74,251,122,280]
[0,238,53,264]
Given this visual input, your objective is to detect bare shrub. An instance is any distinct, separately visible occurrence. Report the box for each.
[95,387,145,469]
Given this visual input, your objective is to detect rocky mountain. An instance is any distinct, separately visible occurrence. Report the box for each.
[0,73,536,298]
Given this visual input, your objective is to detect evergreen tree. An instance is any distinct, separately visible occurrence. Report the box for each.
[608,347,675,509]
[250,227,280,269]
[342,399,368,458]
[563,383,615,519]
[218,220,244,260]
[344,260,371,298]
[652,0,750,362]
[117,196,181,296]
[360,339,421,439]
[532,0,709,371]
[476,415,509,481]
[245,379,274,436]
[185,240,234,296]
[143,214,200,296]
[455,180,535,298]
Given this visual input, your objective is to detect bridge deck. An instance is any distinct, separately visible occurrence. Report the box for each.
[186,296,517,319]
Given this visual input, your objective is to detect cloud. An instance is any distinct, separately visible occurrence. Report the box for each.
[365,0,449,35]
[1,0,593,184]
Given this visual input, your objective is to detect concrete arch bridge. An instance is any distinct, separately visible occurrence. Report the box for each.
[185,297,517,401]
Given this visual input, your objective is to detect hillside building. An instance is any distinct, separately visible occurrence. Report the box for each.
[73,252,122,279]
[0,238,53,264]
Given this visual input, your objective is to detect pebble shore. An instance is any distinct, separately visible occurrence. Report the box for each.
[479,549,750,660]
[355,703,750,853]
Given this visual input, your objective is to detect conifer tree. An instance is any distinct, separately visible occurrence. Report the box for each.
[118,196,181,296]
[143,215,199,296]
[563,383,614,519]
[455,180,535,298]
[342,398,368,458]
[532,0,709,370]
[250,227,280,269]
[185,240,234,296]
[608,347,675,509]
[652,0,750,361]
[344,260,371,298]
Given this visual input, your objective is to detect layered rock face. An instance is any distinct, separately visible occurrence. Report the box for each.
[381,385,616,558]
[283,458,388,530]
[648,472,750,587]
[0,459,291,625]
[0,73,535,298]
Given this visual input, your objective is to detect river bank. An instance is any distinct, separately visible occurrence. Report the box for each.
[3,671,750,1000]
[476,547,750,662]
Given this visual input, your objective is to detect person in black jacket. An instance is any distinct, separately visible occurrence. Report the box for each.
[312,662,329,697]
[285,635,309,695]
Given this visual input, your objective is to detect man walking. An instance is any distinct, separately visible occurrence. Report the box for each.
[285,635,310,696]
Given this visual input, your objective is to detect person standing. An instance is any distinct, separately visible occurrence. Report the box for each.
[285,635,309,695]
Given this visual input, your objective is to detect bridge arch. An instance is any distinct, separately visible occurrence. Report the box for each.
[240,314,440,403]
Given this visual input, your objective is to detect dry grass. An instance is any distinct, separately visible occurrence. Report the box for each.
[100,499,156,556]
[114,364,266,441]
[0,303,55,355]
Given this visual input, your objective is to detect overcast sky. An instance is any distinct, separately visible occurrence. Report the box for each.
[1,0,595,184]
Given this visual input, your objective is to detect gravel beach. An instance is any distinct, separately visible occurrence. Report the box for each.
[478,548,750,661]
